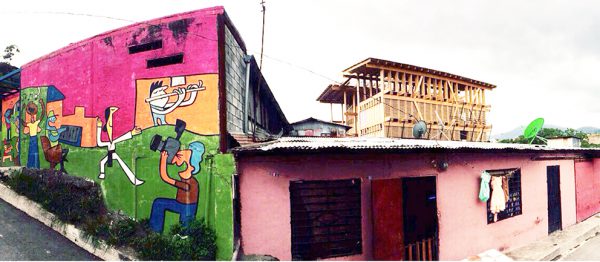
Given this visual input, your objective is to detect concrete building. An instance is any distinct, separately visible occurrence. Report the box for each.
[547,136,581,148]
[1,7,288,259]
[289,117,350,137]
[234,138,600,260]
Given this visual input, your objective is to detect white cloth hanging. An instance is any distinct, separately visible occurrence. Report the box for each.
[490,176,506,220]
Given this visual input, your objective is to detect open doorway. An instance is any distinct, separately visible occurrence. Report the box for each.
[371,176,438,261]
[403,176,438,261]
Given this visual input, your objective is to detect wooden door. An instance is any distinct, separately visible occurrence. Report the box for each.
[372,179,404,260]
[547,166,562,234]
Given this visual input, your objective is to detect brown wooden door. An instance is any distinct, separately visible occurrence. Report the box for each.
[372,179,404,260]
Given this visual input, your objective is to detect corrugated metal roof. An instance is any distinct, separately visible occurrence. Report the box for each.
[233,136,600,153]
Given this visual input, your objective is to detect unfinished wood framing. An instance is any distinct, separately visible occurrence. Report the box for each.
[316,58,496,141]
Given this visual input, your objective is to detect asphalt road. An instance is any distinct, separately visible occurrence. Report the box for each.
[0,198,99,261]
[564,233,600,260]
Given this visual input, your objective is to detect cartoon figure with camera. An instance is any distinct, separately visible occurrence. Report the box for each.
[145,80,204,126]
[96,106,144,185]
[148,119,205,232]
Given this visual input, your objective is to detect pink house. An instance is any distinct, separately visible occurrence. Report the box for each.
[233,137,600,260]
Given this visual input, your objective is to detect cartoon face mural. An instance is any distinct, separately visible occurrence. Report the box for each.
[96,106,144,185]
[2,95,21,166]
[148,119,206,232]
[146,80,203,126]
[135,74,219,135]
[41,110,69,172]
[2,139,13,163]
[22,99,45,168]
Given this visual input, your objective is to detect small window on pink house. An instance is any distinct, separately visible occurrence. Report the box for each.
[486,168,522,224]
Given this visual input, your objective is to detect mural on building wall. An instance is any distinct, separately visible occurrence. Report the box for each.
[41,110,69,172]
[96,107,144,185]
[1,95,20,166]
[146,79,203,126]
[8,8,243,259]
[23,97,45,168]
[8,75,232,259]
[135,74,219,135]
[148,120,205,232]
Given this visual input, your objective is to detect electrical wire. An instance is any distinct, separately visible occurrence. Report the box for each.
[4,10,343,84]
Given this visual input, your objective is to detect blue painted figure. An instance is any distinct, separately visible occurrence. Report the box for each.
[149,142,205,233]
[22,99,45,168]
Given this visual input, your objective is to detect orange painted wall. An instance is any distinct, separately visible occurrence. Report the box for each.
[134,74,219,135]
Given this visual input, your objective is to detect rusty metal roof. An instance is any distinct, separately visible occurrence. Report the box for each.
[233,137,600,154]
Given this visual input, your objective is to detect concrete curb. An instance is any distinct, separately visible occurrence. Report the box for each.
[504,215,600,261]
[0,179,137,261]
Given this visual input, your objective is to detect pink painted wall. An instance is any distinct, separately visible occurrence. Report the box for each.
[20,7,222,141]
[238,152,577,261]
[575,159,600,222]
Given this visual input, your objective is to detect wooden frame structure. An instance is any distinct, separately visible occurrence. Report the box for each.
[317,58,495,141]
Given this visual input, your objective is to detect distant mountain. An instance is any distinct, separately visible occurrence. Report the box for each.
[492,125,600,140]
[578,126,600,134]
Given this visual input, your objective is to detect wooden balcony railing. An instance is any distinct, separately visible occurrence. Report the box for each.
[404,238,436,261]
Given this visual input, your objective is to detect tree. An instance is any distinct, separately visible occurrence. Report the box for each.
[498,127,600,148]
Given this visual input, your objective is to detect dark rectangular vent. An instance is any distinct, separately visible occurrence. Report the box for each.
[147,53,184,68]
[128,40,163,54]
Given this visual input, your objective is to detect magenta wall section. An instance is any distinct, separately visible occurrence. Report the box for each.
[575,159,600,222]
[238,153,577,261]
[20,7,222,141]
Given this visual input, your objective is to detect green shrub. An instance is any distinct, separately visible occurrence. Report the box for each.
[1,168,217,260]
[135,219,217,261]
[4,168,106,225]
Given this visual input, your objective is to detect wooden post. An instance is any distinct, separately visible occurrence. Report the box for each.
[394,71,399,93]
[356,75,361,137]
[427,77,432,100]
[369,74,374,97]
[402,72,407,95]
[343,91,347,124]
[421,240,426,260]
[408,74,414,97]
[428,238,433,260]
[417,76,424,98]
[330,103,333,122]
[381,69,386,94]
[340,103,344,125]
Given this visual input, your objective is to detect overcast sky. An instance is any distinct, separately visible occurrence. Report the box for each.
[1,0,599,135]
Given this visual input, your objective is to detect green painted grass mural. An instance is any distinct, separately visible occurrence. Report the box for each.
[17,125,234,260]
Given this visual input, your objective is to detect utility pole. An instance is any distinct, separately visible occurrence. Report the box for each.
[253,0,266,142]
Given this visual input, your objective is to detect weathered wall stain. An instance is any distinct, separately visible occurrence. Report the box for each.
[168,18,193,41]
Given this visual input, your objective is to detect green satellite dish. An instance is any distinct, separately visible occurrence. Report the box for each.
[523,118,546,144]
